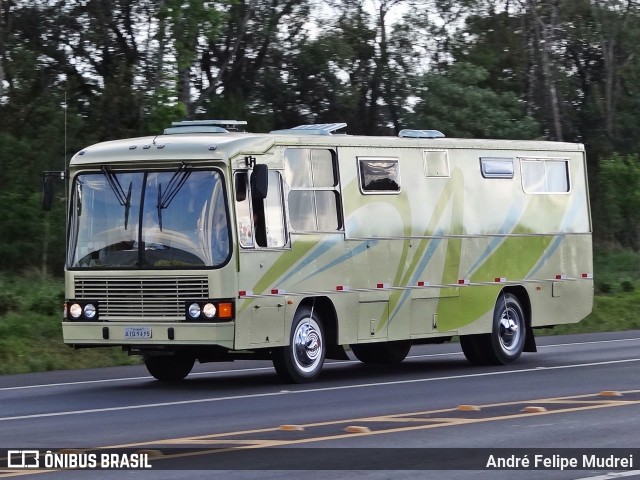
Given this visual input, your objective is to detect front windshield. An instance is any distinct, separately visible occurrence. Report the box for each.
[68,168,230,268]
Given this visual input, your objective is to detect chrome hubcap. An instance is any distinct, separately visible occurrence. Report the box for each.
[293,318,323,374]
[498,307,521,353]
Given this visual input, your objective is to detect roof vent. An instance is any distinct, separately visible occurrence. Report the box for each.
[398,129,445,139]
[270,123,347,136]
[163,120,247,135]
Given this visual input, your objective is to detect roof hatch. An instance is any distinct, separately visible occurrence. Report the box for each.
[398,129,445,139]
[270,123,347,136]
[163,120,248,135]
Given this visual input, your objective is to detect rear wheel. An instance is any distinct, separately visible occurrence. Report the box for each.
[144,354,195,381]
[272,307,326,383]
[460,292,526,365]
[350,340,411,364]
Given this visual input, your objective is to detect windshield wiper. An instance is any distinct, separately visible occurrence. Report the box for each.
[101,167,132,230]
[156,162,191,231]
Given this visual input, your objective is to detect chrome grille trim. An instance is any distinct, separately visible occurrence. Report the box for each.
[74,276,209,320]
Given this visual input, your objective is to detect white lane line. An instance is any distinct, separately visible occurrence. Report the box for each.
[538,337,640,348]
[0,336,639,392]
[0,354,463,392]
[572,471,640,480]
[1,357,639,422]
[0,366,273,392]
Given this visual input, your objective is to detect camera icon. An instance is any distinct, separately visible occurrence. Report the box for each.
[7,450,40,469]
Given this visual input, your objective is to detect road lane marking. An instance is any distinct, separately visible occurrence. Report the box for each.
[0,366,274,392]
[1,336,639,393]
[538,337,640,348]
[0,353,465,392]
[8,391,640,462]
[0,358,639,422]
[572,472,640,480]
[1,391,639,477]
[94,389,640,456]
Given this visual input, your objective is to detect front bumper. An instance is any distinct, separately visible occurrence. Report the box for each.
[62,321,235,348]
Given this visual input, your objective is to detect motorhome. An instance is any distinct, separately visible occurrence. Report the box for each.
[46,121,593,383]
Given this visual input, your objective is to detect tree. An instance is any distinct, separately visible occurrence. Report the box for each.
[598,154,640,249]
[409,62,540,139]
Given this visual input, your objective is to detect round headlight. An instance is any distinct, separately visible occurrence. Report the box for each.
[188,303,201,319]
[69,303,82,319]
[84,303,96,319]
[203,303,217,319]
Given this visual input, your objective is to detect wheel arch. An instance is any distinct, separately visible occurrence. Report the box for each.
[296,296,338,346]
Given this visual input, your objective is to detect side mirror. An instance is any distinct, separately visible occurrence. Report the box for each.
[42,171,65,211]
[42,175,55,211]
[251,164,268,200]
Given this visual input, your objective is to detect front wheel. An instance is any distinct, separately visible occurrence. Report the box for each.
[144,354,195,381]
[460,293,526,365]
[272,307,326,383]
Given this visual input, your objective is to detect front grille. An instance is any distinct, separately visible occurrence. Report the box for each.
[74,276,209,320]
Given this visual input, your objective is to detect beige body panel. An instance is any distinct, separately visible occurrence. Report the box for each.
[64,131,593,351]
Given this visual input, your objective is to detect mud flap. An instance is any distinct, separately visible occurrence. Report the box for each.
[326,344,350,360]
[524,325,537,352]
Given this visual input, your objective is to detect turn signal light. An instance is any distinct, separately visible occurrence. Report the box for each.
[218,302,233,319]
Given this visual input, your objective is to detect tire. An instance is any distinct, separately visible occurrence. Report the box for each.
[144,354,195,381]
[350,340,411,364]
[459,334,491,365]
[460,292,526,365]
[272,307,326,383]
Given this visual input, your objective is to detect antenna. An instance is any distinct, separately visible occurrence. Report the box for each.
[63,92,67,169]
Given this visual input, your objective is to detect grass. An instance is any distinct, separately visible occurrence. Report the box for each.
[592,247,640,295]
[0,272,138,375]
[535,247,640,336]
[0,247,638,374]
[545,289,640,335]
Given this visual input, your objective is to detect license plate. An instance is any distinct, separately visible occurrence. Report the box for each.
[124,327,152,339]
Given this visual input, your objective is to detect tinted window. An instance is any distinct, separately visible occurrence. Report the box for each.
[359,159,400,192]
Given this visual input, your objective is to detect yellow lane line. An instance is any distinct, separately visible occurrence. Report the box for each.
[2,389,639,476]
[99,389,640,449]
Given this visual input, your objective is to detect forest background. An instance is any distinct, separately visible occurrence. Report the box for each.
[0,0,639,373]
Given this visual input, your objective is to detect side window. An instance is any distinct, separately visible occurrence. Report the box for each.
[521,158,569,193]
[261,171,286,247]
[235,172,254,247]
[234,170,286,248]
[480,157,514,179]
[285,148,342,231]
[358,158,400,193]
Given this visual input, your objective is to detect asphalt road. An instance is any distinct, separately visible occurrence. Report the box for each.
[0,330,639,480]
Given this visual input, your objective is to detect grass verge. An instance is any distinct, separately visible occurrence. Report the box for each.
[0,273,138,375]
[1,248,638,375]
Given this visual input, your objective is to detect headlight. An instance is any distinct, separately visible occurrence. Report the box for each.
[188,303,201,319]
[65,300,99,321]
[202,303,216,319]
[84,303,96,319]
[69,303,82,319]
